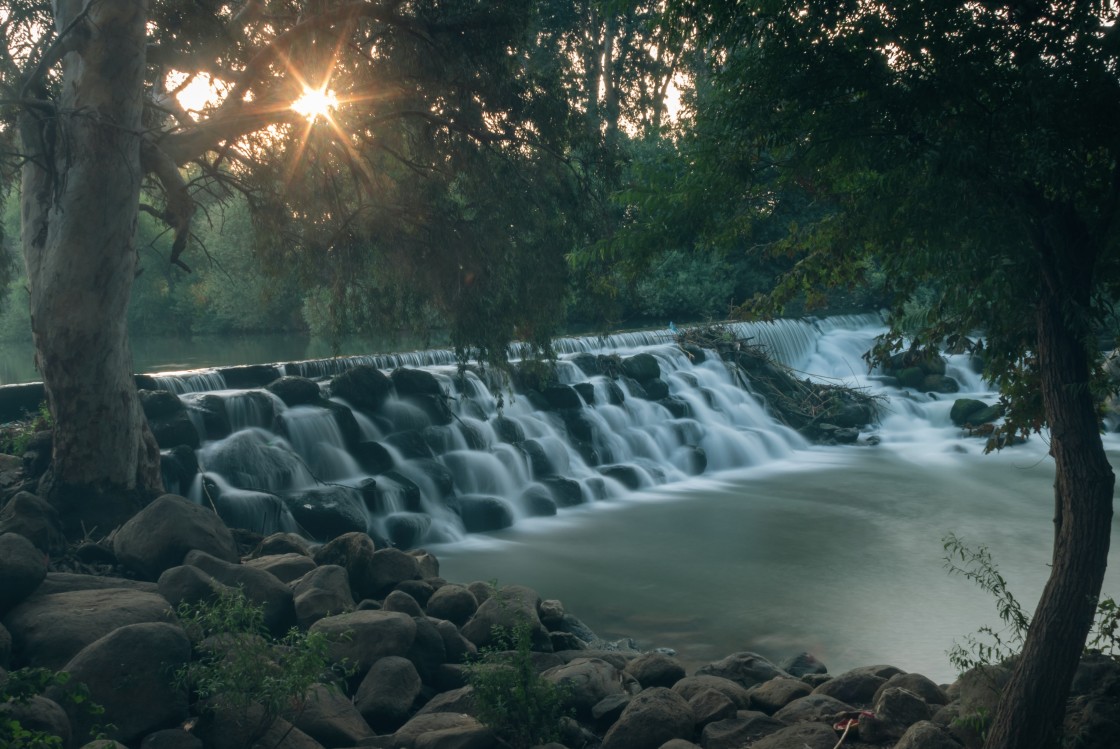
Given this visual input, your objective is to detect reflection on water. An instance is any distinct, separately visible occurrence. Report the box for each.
[436,442,1120,684]
[0,331,446,386]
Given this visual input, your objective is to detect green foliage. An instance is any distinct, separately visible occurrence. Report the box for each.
[0,401,52,456]
[951,706,992,745]
[466,617,570,749]
[944,534,1120,673]
[173,588,348,744]
[1,668,107,749]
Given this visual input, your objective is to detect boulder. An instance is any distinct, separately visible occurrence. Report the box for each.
[425,584,479,627]
[750,722,838,749]
[267,376,324,407]
[0,621,10,667]
[384,513,433,549]
[542,657,625,719]
[687,687,736,727]
[355,655,422,732]
[368,547,423,598]
[312,532,379,600]
[198,703,325,749]
[621,353,661,382]
[245,553,318,584]
[414,685,478,717]
[182,550,296,636]
[250,532,314,559]
[0,695,71,747]
[113,494,239,581]
[56,622,190,744]
[292,565,355,629]
[36,572,157,596]
[894,721,965,749]
[772,693,854,724]
[395,579,435,608]
[749,676,813,714]
[433,618,477,665]
[461,584,550,652]
[330,365,393,411]
[600,686,694,749]
[391,713,486,749]
[671,675,751,710]
[384,590,424,617]
[309,610,416,673]
[873,672,949,707]
[699,713,786,749]
[0,532,47,614]
[3,588,173,669]
[281,486,367,540]
[625,652,687,689]
[954,664,1012,717]
[450,495,515,533]
[858,687,932,743]
[0,492,65,553]
[140,390,200,449]
[292,683,375,747]
[391,368,443,397]
[696,651,790,690]
[812,668,887,705]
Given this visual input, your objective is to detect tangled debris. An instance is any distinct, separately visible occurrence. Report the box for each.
[674,324,882,443]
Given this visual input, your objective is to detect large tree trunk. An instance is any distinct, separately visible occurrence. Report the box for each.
[984,238,1115,749]
[20,0,161,537]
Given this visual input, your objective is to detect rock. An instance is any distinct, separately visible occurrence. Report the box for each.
[542,658,626,719]
[35,572,158,597]
[894,720,963,749]
[750,722,838,749]
[368,547,422,598]
[312,532,379,600]
[859,687,932,743]
[405,616,447,683]
[450,494,515,533]
[245,553,318,584]
[592,692,632,730]
[331,365,393,411]
[140,390,200,450]
[812,668,887,705]
[0,695,71,747]
[621,353,661,382]
[182,550,296,636]
[696,651,790,690]
[395,579,435,608]
[434,618,476,664]
[293,683,375,746]
[383,589,424,617]
[4,588,173,669]
[139,728,204,749]
[699,713,786,749]
[772,693,854,723]
[625,652,686,689]
[356,656,423,732]
[250,532,314,558]
[56,622,190,744]
[113,494,239,581]
[671,675,751,709]
[293,565,355,629]
[426,584,479,627]
[414,685,478,717]
[384,513,432,549]
[267,376,324,406]
[873,672,949,707]
[749,676,813,714]
[309,610,417,674]
[199,703,325,749]
[413,725,500,749]
[0,622,10,668]
[687,687,736,727]
[391,713,486,749]
[281,485,367,540]
[461,584,550,652]
[0,532,47,614]
[600,686,694,749]
[391,368,443,397]
[0,492,65,553]
[954,664,1012,717]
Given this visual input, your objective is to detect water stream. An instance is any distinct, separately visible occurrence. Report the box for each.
[129,315,1120,682]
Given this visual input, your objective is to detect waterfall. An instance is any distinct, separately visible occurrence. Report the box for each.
[149,313,1001,547]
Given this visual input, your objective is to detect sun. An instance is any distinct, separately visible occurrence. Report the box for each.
[292,87,339,123]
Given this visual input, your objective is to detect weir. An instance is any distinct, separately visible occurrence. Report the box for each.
[138,313,985,548]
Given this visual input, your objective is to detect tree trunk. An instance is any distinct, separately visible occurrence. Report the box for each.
[984,242,1115,749]
[20,0,162,536]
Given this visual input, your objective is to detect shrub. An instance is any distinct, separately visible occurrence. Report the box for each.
[1,668,106,749]
[466,617,569,749]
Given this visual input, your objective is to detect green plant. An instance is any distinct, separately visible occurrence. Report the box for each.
[173,588,349,747]
[951,706,992,744]
[944,535,1120,674]
[1,668,107,748]
[466,617,570,749]
[0,402,52,456]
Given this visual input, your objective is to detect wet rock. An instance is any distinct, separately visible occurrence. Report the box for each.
[858,687,932,743]
[426,584,478,627]
[313,531,378,600]
[250,532,314,559]
[699,713,786,749]
[294,683,375,746]
[671,675,751,710]
[356,656,422,732]
[140,390,200,449]
[696,651,791,690]
[281,485,367,540]
[267,376,324,407]
[183,550,296,636]
[772,693,854,723]
[384,589,424,617]
[542,658,625,720]
[749,676,814,714]
[309,610,416,674]
[812,667,888,705]
[292,565,355,629]
[780,651,828,677]
[687,687,736,727]
[331,365,393,411]
[894,721,965,749]
[873,672,949,707]
[624,652,686,689]
[0,492,65,554]
[750,722,838,749]
[621,353,661,382]
[245,552,318,584]
[461,584,549,652]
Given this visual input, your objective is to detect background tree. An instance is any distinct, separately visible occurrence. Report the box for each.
[0,0,590,532]
[622,2,1119,747]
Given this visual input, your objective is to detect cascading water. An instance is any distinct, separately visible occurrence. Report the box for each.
[149,315,896,547]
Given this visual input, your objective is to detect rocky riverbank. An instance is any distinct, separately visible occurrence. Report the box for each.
[2,491,1119,749]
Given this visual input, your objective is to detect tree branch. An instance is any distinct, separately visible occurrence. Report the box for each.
[140,138,196,271]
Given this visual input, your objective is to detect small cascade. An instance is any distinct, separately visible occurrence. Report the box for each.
[149,369,227,394]
[152,312,1008,548]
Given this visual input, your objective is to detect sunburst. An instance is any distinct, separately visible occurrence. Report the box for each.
[291,86,339,123]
